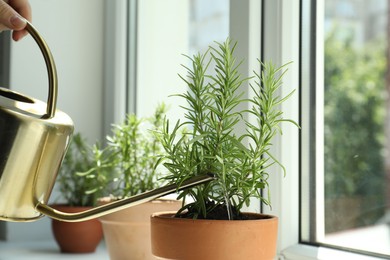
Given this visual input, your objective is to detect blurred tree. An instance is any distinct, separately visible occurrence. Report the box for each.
[324,29,387,232]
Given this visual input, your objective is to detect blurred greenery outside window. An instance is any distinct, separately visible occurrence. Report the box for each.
[319,0,390,256]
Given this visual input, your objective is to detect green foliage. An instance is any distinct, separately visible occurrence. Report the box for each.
[324,31,386,198]
[82,104,168,198]
[158,39,297,220]
[324,29,387,231]
[57,133,104,207]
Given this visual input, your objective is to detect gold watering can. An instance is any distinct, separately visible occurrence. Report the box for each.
[0,22,213,223]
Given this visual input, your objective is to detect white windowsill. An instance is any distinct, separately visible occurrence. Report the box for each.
[2,239,387,260]
[281,244,386,260]
[0,240,108,259]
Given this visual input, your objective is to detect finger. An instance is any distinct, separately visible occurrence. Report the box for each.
[8,0,31,21]
[0,0,26,31]
[12,27,27,41]
[8,0,31,41]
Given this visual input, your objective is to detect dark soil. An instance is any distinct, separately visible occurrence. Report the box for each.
[176,201,268,220]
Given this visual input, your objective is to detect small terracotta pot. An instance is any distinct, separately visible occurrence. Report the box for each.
[51,205,103,253]
[151,212,278,260]
[98,198,181,260]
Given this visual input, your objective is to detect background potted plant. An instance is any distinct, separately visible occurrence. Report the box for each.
[51,133,104,253]
[84,104,181,260]
[151,39,298,260]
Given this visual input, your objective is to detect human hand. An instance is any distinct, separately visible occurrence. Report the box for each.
[0,0,31,41]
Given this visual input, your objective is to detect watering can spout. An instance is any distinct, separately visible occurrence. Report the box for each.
[0,22,215,222]
[36,174,215,222]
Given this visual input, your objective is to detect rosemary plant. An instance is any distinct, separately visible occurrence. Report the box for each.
[158,39,298,220]
[56,133,103,207]
[83,104,167,199]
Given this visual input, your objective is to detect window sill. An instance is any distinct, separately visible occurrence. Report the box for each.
[281,244,385,260]
[0,240,108,259]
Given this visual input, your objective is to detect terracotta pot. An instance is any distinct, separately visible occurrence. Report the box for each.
[51,205,103,253]
[99,198,181,260]
[151,212,278,260]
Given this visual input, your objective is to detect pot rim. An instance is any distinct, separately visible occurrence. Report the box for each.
[151,211,278,223]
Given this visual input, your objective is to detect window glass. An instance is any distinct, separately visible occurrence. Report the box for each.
[189,0,229,55]
[303,0,390,256]
[135,0,229,120]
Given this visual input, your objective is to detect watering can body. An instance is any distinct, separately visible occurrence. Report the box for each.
[0,89,73,221]
[0,22,213,222]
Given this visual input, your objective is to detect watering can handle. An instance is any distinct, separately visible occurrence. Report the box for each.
[25,22,57,119]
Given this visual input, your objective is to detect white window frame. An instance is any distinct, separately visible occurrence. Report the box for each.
[274,1,389,259]
[261,0,301,256]
[103,0,128,136]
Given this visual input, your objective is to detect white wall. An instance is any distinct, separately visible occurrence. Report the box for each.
[6,0,105,241]
[9,0,105,143]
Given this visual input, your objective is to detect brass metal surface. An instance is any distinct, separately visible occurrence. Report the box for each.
[25,22,57,119]
[0,21,73,221]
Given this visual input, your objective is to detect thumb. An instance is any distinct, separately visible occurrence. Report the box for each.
[0,1,26,31]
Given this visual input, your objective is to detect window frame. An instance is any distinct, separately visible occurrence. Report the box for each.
[107,0,386,259]
[278,0,390,259]
[261,0,301,254]
[103,0,129,137]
